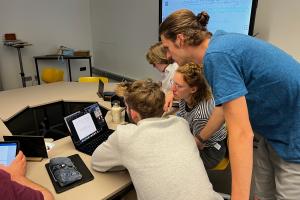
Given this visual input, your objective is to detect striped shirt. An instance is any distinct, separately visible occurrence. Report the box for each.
[178,98,227,147]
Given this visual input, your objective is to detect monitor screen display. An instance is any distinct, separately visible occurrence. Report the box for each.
[159,0,258,35]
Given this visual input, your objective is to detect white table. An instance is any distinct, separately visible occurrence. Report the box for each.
[0,82,132,200]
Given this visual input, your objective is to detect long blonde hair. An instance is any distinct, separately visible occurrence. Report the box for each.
[146,41,172,65]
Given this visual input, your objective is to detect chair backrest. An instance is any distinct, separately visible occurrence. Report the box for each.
[42,67,64,83]
[212,133,229,171]
[78,76,109,83]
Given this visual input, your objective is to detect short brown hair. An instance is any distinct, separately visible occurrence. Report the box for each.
[159,9,211,46]
[176,63,211,107]
[146,42,171,65]
[124,79,165,119]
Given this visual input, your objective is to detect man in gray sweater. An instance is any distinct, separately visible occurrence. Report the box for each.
[92,79,222,200]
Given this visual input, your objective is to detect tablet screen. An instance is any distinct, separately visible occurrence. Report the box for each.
[0,142,18,166]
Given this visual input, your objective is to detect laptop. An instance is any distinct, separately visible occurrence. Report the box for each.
[64,103,114,155]
[3,135,48,160]
[96,79,115,101]
[96,79,105,98]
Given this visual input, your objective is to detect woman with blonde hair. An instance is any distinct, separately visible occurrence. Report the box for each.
[146,41,178,93]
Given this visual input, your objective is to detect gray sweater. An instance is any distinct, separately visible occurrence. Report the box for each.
[92,116,222,200]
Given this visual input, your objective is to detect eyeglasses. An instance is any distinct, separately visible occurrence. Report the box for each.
[170,79,187,89]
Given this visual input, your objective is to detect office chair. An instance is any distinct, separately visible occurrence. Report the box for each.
[41,67,64,83]
[218,192,231,200]
[212,134,230,170]
[212,156,231,200]
[208,136,231,200]
[78,76,109,83]
[212,157,229,171]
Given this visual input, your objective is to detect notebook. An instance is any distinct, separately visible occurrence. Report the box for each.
[64,103,114,155]
[3,135,48,159]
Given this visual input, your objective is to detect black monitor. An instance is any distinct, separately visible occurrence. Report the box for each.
[159,0,258,36]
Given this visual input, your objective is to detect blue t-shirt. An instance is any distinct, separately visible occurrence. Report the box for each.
[204,30,300,162]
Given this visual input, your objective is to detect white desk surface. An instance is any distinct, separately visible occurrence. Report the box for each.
[27,137,131,200]
[0,82,132,200]
[0,81,114,122]
[0,120,11,136]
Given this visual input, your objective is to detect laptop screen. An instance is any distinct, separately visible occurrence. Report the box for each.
[72,113,97,141]
[65,103,109,145]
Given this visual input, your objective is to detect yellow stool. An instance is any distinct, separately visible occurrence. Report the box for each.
[41,67,64,83]
[212,136,230,170]
[78,76,109,83]
[211,157,229,170]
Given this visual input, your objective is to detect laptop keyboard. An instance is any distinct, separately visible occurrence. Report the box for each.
[81,130,113,155]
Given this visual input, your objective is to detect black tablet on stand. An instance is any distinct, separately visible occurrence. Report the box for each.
[3,135,48,161]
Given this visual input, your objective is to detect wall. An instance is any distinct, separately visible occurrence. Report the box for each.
[90,0,300,81]
[90,0,161,81]
[0,0,92,90]
[1,0,299,89]
[254,0,300,61]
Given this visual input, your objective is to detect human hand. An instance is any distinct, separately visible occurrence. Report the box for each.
[194,136,205,150]
[0,151,27,177]
[163,91,174,111]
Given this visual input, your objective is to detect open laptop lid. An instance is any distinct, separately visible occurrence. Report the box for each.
[97,79,117,100]
[64,103,109,146]
[97,79,104,98]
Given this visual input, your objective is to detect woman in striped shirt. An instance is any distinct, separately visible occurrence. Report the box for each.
[172,62,227,169]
